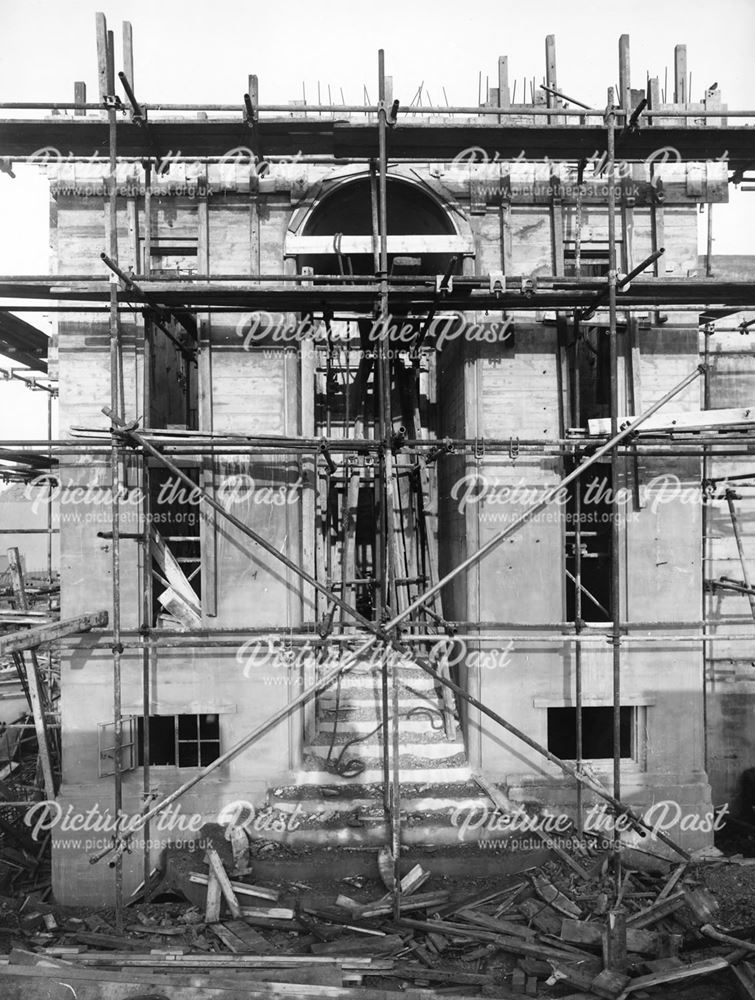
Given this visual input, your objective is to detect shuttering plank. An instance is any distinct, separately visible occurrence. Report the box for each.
[205,847,242,918]
[588,405,755,436]
[6,549,56,801]
[285,235,474,255]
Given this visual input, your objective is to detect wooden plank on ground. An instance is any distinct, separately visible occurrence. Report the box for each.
[190,871,279,901]
[626,890,686,929]
[205,866,222,923]
[561,917,658,955]
[0,963,458,1000]
[220,919,271,954]
[310,934,403,956]
[623,955,731,995]
[211,922,245,952]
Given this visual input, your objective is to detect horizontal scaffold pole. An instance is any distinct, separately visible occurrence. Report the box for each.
[0,610,109,656]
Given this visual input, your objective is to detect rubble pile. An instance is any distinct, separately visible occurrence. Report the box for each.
[2,825,755,1000]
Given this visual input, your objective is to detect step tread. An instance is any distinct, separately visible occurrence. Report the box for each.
[309,730,457,746]
[294,765,474,785]
[269,780,489,800]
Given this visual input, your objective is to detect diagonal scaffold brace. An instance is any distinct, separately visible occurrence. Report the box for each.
[94,363,704,865]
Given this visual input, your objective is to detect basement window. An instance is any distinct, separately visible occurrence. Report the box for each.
[547,706,634,760]
[136,714,220,768]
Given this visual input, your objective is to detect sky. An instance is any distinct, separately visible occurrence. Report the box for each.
[1,0,754,111]
[0,0,754,442]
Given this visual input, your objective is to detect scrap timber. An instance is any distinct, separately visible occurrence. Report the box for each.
[0,611,108,657]
[2,835,755,999]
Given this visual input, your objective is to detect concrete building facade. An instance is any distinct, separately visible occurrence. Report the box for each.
[45,141,743,903]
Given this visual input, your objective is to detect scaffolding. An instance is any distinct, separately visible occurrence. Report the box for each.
[2,20,755,930]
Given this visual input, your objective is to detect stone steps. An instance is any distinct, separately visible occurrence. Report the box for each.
[260,654,483,846]
[257,780,515,848]
[247,819,516,849]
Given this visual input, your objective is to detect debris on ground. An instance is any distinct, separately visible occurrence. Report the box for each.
[2,824,755,998]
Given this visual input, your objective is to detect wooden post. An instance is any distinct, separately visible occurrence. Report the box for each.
[497,56,510,124]
[545,34,557,123]
[674,44,687,104]
[551,184,564,275]
[621,196,635,275]
[627,316,644,510]
[122,22,134,89]
[647,76,660,126]
[106,30,115,96]
[339,464,361,620]
[498,56,510,105]
[384,75,393,109]
[6,548,56,802]
[247,74,261,272]
[95,12,109,102]
[619,34,631,112]
[247,73,259,107]
[500,201,513,274]
[74,81,86,116]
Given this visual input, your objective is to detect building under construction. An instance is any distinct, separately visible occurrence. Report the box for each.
[2,17,755,932]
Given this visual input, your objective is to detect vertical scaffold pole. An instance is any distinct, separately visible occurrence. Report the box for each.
[141,157,153,901]
[377,49,402,918]
[572,313,584,836]
[104,17,124,930]
[606,87,622,891]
